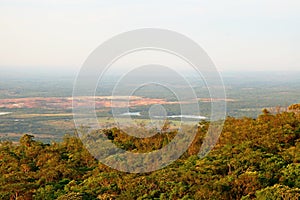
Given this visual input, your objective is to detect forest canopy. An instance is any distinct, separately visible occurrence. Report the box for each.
[1,107,300,200]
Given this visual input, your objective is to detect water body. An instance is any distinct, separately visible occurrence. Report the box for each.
[167,115,206,120]
[0,112,11,116]
[119,112,206,120]
[152,115,206,120]
[119,112,141,116]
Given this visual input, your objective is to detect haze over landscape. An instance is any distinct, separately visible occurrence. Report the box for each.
[1,0,300,72]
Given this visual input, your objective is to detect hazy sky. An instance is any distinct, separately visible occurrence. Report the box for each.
[0,0,299,72]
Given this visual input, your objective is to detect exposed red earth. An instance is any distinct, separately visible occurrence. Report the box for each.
[0,96,177,109]
[0,96,235,110]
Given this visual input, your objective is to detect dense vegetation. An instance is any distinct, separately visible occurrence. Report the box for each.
[1,105,300,199]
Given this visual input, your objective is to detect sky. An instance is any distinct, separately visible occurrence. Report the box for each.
[0,0,299,73]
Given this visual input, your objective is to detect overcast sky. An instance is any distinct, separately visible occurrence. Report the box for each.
[0,0,299,72]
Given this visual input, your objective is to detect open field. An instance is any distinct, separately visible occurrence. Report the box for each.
[0,71,300,142]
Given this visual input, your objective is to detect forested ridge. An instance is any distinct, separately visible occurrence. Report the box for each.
[1,105,300,200]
